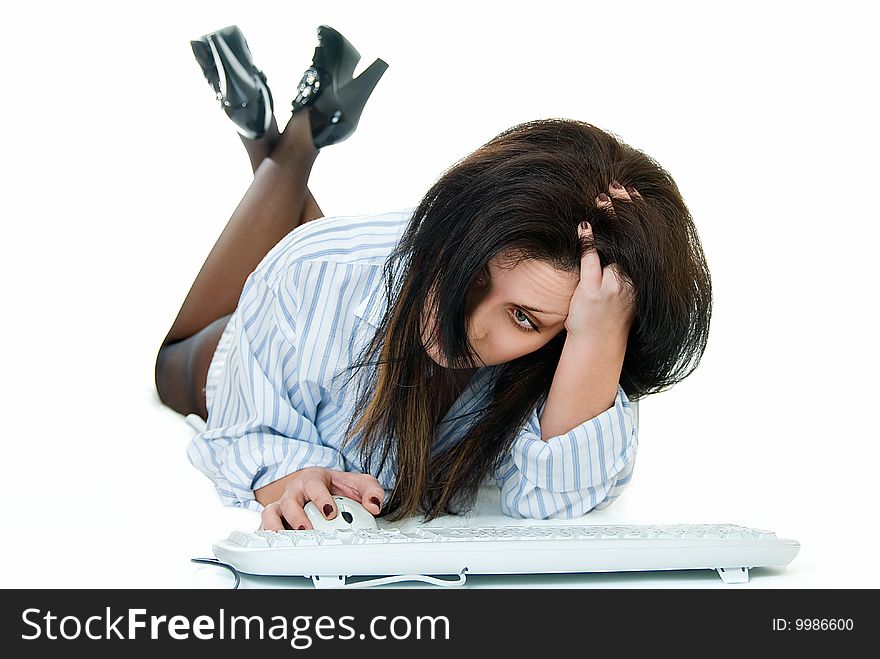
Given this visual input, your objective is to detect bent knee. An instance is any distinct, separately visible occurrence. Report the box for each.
[154,340,197,416]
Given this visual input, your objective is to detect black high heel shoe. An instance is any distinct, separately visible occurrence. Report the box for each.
[190,26,274,139]
[291,25,388,149]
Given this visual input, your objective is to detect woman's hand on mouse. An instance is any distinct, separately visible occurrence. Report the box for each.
[564,181,639,341]
[258,466,384,531]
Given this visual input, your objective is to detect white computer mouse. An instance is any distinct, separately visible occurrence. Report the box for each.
[303,495,379,531]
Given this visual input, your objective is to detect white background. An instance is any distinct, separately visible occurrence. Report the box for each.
[0,0,877,588]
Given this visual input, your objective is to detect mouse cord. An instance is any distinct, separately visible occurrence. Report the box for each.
[191,557,241,589]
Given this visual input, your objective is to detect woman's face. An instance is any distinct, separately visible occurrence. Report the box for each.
[421,252,579,368]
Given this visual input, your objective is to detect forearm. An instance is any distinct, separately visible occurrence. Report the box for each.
[539,332,627,441]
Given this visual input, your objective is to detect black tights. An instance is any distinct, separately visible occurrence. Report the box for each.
[154,111,325,420]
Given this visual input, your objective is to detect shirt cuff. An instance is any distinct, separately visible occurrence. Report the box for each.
[251,439,345,493]
[189,431,345,513]
[510,385,638,493]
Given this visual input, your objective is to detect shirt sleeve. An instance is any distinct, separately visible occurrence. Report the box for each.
[495,384,639,519]
[186,268,344,513]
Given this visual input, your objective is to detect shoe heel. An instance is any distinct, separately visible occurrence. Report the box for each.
[345,58,389,106]
[337,58,389,126]
[312,58,388,148]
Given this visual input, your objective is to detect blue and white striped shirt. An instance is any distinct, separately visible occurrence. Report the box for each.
[187,208,639,519]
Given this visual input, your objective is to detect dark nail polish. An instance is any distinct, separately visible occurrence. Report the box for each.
[323,503,334,517]
[370,496,381,509]
[598,192,609,202]
[611,181,623,190]
[297,524,306,530]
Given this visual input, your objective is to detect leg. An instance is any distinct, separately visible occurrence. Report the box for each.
[155,110,320,418]
[163,110,318,345]
[155,315,230,420]
[240,116,325,224]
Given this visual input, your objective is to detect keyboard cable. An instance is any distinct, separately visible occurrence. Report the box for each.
[191,557,241,589]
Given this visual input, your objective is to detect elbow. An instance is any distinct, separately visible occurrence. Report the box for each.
[499,479,622,520]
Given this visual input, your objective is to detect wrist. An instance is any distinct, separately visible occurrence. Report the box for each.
[540,329,627,440]
[564,326,628,353]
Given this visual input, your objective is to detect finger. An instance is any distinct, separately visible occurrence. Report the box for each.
[302,477,338,521]
[604,263,637,319]
[260,502,286,532]
[277,489,312,531]
[595,191,618,222]
[324,477,363,501]
[602,262,628,296]
[609,180,631,201]
[331,471,385,516]
[358,482,386,516]
[624,184,642,200]
[330,469,381,494]
[578,222,603,289]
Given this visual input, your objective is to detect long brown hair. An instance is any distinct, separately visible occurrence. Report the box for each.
[337,118,712,522]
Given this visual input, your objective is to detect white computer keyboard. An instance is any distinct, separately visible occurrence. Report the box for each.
[202,523,800,588]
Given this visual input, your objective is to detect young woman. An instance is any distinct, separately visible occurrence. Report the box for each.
[155,25,712,531]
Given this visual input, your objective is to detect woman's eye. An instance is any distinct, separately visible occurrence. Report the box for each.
[510,309,539,333]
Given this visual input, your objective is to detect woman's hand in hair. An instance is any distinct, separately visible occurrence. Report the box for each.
[565,182,638,341]
[257,466,385,531]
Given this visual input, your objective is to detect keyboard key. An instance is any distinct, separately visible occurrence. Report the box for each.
[293,531,322,546]
[466,528,509,541]
[228,532,269,548]
[250,531,293,547]
[546,527,580,539]
[266,532,295,547]
[615,526,651,539]
[501,527,542,540]
[352,530,390,545]
[379,530,412,543]
[402,530,437,543]
[317,531,345,546]
[431,529,475,542]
